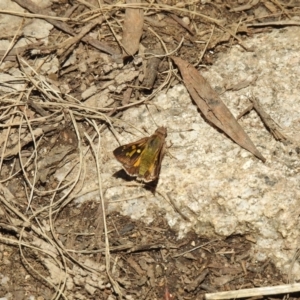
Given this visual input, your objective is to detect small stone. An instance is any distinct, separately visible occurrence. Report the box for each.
[182,17,190,25]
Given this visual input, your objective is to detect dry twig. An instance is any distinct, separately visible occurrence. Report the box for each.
[237,96,287,141]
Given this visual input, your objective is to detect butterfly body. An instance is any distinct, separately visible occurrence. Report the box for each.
[113,127,167,182]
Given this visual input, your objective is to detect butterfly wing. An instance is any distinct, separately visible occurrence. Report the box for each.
[113,127,167,182]
[113,137,149,176]
[142,138,166,182]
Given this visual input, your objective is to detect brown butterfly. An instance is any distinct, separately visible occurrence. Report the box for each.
[113,127,167,182]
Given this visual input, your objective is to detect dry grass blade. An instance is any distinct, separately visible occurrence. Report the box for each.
[22,112,39,211]
[0,194,69,299]
[0,18,24,65]
[91,2,225,26]
[229,0,260,12]
[270,0,291,18]
[12,0,119,56]
[171,56,266,162]
[84,123,123,297]
[56,19,100,61]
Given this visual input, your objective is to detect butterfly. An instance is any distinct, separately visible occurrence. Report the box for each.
[113,127,167,182]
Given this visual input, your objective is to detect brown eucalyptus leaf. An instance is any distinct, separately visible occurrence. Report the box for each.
[171,56,265,162]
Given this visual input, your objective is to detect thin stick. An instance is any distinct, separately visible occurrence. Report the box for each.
[250,96,287,141]
[205,283,300,300]
[247,20,300,27]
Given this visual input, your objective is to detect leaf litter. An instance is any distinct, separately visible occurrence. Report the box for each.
[0,0,298,299]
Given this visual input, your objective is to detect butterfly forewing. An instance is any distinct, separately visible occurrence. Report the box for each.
[113,137,148,165]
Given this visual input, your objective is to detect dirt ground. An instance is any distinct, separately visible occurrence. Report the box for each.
[0,0,299,299]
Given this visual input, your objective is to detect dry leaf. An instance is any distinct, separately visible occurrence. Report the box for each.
[171,56,265,162]
[122,0,144,57]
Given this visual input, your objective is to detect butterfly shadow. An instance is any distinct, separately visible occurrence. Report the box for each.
[113,169,136,182]
[113,169,159,193]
